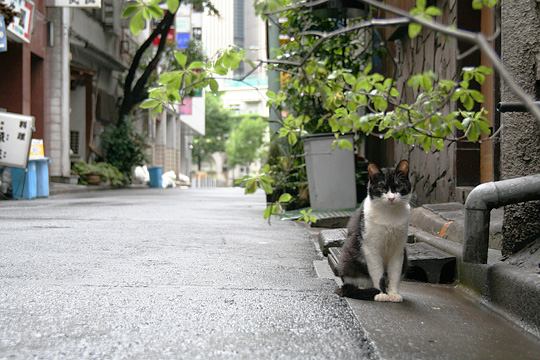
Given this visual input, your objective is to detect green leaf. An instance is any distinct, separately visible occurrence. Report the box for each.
[287,132,298,145]
[214,65,228,76]
[470,90,484,103]
[408,23,422,38]
[421,75,433,91]
[343,73,356,86]
[474,73,485,85]
[416,0,427,10]
[122,3,140,18]
[472,0,483,9]
[260,179,273,195]
[373,96,388,111]
[477,65,493,75]
[463,95,474,111]
[141,8,151,20]
[337,139,353,151]
[167,0,180,13]
[188,61,205,70]
[425,6,442,16]
[140,99,160,109]
[129,11,145,35]
[147,4,164,19]
[209,78,219,93]
[245,178,257,194]
[174,52,187,68]
[278,193,293,203]
[263,205,273,220]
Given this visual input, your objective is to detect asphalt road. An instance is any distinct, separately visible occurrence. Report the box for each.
[0,187,376,359]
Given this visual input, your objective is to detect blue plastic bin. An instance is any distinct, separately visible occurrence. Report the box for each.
[11,161,37,200]
[35,158,50,198]
[148,166,163,188]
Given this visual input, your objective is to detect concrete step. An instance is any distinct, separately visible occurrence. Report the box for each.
[318,228,347,256]
[328,242,456,284]
[318,227,415,255]
[283,209,355,228]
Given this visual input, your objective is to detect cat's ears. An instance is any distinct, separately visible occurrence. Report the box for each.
[368,160,409,178]
[396,159,409,176]
[367,163,381,179]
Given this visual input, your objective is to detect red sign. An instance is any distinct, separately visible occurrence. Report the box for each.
[152,28,175,47]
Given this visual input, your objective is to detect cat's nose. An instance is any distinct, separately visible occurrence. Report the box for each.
[387,195,396,202]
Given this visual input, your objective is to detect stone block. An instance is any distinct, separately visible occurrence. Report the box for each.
[328,242,456,284]
[318,228,347,256]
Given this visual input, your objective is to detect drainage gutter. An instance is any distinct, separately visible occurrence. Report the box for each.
[463,174,540,264]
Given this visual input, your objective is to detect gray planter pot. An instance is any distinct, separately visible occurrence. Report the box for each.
[303,134,357,210]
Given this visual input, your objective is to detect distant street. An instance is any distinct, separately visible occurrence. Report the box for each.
[0,188,375,359]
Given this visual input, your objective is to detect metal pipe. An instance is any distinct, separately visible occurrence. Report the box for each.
[463,174,540,264]
[497,101,540,113]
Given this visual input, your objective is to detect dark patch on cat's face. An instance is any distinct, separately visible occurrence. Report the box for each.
[367,160,411,203]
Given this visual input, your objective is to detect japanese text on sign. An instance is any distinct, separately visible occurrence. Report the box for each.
[45,0,101,7]
[0,112,34,168]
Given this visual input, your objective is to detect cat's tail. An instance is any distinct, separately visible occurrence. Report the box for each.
[335,284,381,301]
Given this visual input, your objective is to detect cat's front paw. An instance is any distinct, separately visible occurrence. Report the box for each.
[387,293,403,303]
[374,293,390,302]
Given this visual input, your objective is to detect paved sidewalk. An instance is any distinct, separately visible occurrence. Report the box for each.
[0,188,375,359]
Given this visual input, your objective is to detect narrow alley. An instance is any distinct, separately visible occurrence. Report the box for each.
[0,188,374,359]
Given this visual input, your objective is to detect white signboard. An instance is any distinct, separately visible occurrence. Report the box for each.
[45,0,101,7]
[3,0,34,43]
[0,112,34,168]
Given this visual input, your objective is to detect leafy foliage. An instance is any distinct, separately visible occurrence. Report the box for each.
[192,94,236,169]
[260,0,492,152]
[226,115,268,168]
[297,208,318,225]
[235,164,297,223]
[140,46,244,114]
[472,0,498,10]
[101,119,148,182]
[125,0,496,223]
[72,161,126,187]
[123,0,218,35]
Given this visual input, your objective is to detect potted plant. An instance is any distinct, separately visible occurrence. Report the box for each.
[72,161,126,186]
[264,5,371,210]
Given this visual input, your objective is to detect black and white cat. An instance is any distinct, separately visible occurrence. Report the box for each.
[336,160,411,302]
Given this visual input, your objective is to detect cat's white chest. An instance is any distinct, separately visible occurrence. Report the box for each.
[362,197,410,256]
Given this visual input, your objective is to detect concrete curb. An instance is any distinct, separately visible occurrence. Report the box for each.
[49,183,149,196]
[410,226,540,338]
[410,204,503,250]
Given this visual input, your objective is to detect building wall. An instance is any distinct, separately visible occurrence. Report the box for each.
[45,8,71,177]
[391,0,459,205]
[500,0,540,255]
[0,0,47,140]
[44,2,135,179]
[202,0,234,59]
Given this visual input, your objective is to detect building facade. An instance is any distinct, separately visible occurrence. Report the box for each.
[195,0,269,186]
[0,0,48,142]
[367,0,498,206]
[45,1,133,180]
[1,0,198,188]
[372,0,538,254]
